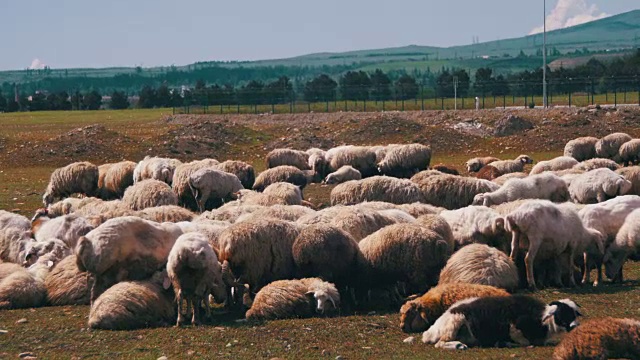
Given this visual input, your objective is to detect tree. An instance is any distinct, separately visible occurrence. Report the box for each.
[6,99,19,112]
[70,91,83,110]
[139,85,158,108]
[83,90,102,110]
[474,68,493,96]
[156,85,172,108]
[340,71,370,101]
[46,91,71,111]
[238,80,265,105]
[264,76,293,104]
[452,69,471,98]
[395,74,419,100]
[0,91,8,112]
[370,69,391,101]
[110,91,129,109]
[29,92,49,111]
[492,75,510,96]
[436,70,454,98]
[303,74,337,102]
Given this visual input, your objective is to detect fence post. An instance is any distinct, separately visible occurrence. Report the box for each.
[441,97,444,110]
[326,100,329,113]
[382,99,385,111]
[615,87,617,107]
[591,80,595,105]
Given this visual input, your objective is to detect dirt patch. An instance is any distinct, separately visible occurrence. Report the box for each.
[493,114,534,137]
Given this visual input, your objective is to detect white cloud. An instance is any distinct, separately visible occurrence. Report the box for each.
[29,58,46,70]
[529,0,608,35]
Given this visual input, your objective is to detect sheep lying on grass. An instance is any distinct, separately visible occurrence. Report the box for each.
[324,165,362,185]
[568,168,631,204]
[530,156,579,175]
[45,255,93,306]
[488,155,534,175]
[553,317,640,360]
[465,156,500,173]
[472,172,569,206]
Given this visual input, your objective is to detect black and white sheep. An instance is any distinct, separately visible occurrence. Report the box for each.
[330,176,425,206]
[43,161,99,206]
[188,168,244,212]
[568,168,632,204]
[377,143,431,178]
[122,179,179,211]
[595,132,632,161]
[472,172,570,207]
[324,165,362,185]
[564,136,598,162]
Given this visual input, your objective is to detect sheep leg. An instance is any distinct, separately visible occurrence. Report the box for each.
[581,252,591,285]
[594,258,602,287]
[192,297,201,326]
[176,290,184,327]
[563,250,577,288]
[186,299,193,324]
[509,230,520,261]
[525,241,540,291]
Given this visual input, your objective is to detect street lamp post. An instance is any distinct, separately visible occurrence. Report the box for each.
[543,0,548,108]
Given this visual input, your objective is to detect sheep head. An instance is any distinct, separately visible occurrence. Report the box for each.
[306,288,339,315]
[472,193,489,206]
[23,238,70,267]
[399,300,433,333]
[466,159,482,173]
[517,155,534,164]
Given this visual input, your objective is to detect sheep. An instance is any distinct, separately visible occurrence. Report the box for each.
[438,244,519,291]
[97,163,113,199]
[46,197,86,217]
[568,168,632,204]
[75,216,183,302]
[23,238,72,267]
[472,173,570,207]
[422,295,582,349]
[263,182,304,205]
[430,164,460,176]
[198,204,265,223]
[439,206,509,252]
[466,156,500,173]
[329,206,397,242]
[324,165,362,185]
[504,200,604,290]
[217,218,300,293]
[236,205,315,223]
[176,220,231,251]
[595,132,632,161]
[410,170,454,184]
[45,255,93,306]
[492,172,528,186]
[43,161,99,206]
[564,136,598,161]
[186,168,244,212]
[172,159,220,210]
[415,214,455,244]
[87,269,175,330]
[475,165,504,181]
[325,145,379,177]
[603,208,640,283]
[359,224,452,294]
[167,232,227,326]
[378,208,416,223]
[245,277,340,321]
[0,227,35,264]
[266,148,311,170]
[377,143,431,178]
[619,139,640,166]
[133,156,181,185]
[415,174,499,210]
[122,179,179,211]
[75,200,136,224]
[252,166,307,192]
[137,205,195,223]
[214,160,256,190]
[573,158,620,172]
[530,156,579,175]
[552,317,640,360]
[0,210,30,232]
[399,283,509,333]
[616,166,640,195]
[98,161,136,199]
[488,155,534,175]
[33,214,94,249]
[397,202,444,217]
[491,199,535,216]
[330,176,425,206]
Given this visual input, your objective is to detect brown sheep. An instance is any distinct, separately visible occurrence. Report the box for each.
[553,317,640,360]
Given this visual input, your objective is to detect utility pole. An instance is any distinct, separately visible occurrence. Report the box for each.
[543,0,548,108]
[453,76,459,110]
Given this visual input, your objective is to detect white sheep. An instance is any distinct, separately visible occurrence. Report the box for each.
[617,166,640,196]
[0,210,31,232]
[122,179,179,211]
[262,182,304,205]
[488,155,534,174]
[98,160,136,199]
[472,172,569,207]
[325,145,378,177]
[529,156,579,175]
[595,132,632,161]
[377,143,431,178]
[33,214,94,249]
[619,139,640,166]
[465,156,501,173]
[414,174,499,210]
[568,168,632,204]
[0,227,36,264]
[43,162,99,206]
[324,165,362,185]
[133,156,181,185]
[603,208,640,283]
[330,176,425,206]
[564,136,598,162]
[187,168,245,212]
[266,148,311,170]
[439,206,509,252]
[573,158,620,172]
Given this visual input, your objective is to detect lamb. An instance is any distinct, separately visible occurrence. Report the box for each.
[266,148,311,170]
[325,145,378,177]
[0,227,36,264]
[595,132,632,161]
[0,210,30,232]
[245,277,340,321]
[439,206,509,252]
[87,269,175,330]
[466,156,500,173]
[438,244,519,291]
[572,158,620,172]
[492,172,529,186]
[43,161,99,206]
[377,143,431,178]
[33,213,94,249]
[75,216,183,301]
[324,165,362,184]
[603,208,640,283]
[359,224,452,294]
[422,295,582,349]
[530,156,579,175]
[122,179,179,211]
[616,166,640,195]
[552,317,640,360]
[98,160,136,199]
[564,136,598,162]
[137,205,196,223]
[252,166,308,192]
[619,139,640,166]
[167,232,227,326]
[330,176,425,206]
[133,156,181,185]
[504,200,604,290]
[414,174,499,210]
[399,283,509,333]
[45,255,93,306]
[568,168,632,204]
[172,159,220,210]
[262,182,304,205]
[187,168,244,212]
[214,160,256,190]
[487,155,534,174]
[472,172,570,207]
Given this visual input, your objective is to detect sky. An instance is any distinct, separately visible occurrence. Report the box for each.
[1,0,637,70]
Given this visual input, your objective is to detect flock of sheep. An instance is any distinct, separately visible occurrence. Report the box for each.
[1,132,640,359]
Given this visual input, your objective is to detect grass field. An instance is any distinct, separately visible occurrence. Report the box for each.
[0,108,639,359]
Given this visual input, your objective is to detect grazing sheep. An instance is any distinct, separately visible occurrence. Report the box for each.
[75,200,135,224]
[415,214,455,244]
[564,136,598,162]
[603,208,640,283]
[187,168,244,212]
[415,174,500,210]
[0,227,35,264]
[329,206,397,242]
[473,173,570,207]
[492,172,528,186]
[88,270,175,330]
[377,143,431,178]
[263,182,303,205]
[252,166,308,192]
[245,278,340,321]
[46,197,86,217]
[236,205,315,223]
[323,145,378,178]
[43,162,99,206]
[359,224,452,294]
[430,164,460,176]
[133,156,181,185]
[466,156,500,173]
[569,168,632,204]
[438,244,519,291]
[399,283,509,333]
[491,199,535,216]
[378,208,416,223]
[616,166,640,195]
[397,202,443,217]
[530,156,579,175]
[97,163,113,199]
[176,220,231,252]
[266,148,311,170]
[167,232,227,326]
[172,159,219,210]
[619,139,640,166]
[198,204,265,223]
[330,176,425,206]
[505,200,604,290]
[595,132,632,161]
[488,155,534,175]
[439,206,509,251]
[99,161,136,199]
[214,160,256,190]
[410,170,454,184]
[137,205,195,223]
[324,165,362,184]
[422,295,582,349]
[0,210,30,232]
[573,158,620,172]
[75,216,183,301]
[217,219,300,293]
[122,179,179,211]
[33,214,94,249]
[552,317,640,360]
[475,165,503,181]
[45,255,93,306]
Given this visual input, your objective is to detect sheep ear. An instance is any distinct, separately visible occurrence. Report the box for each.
[162,276,171,290]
